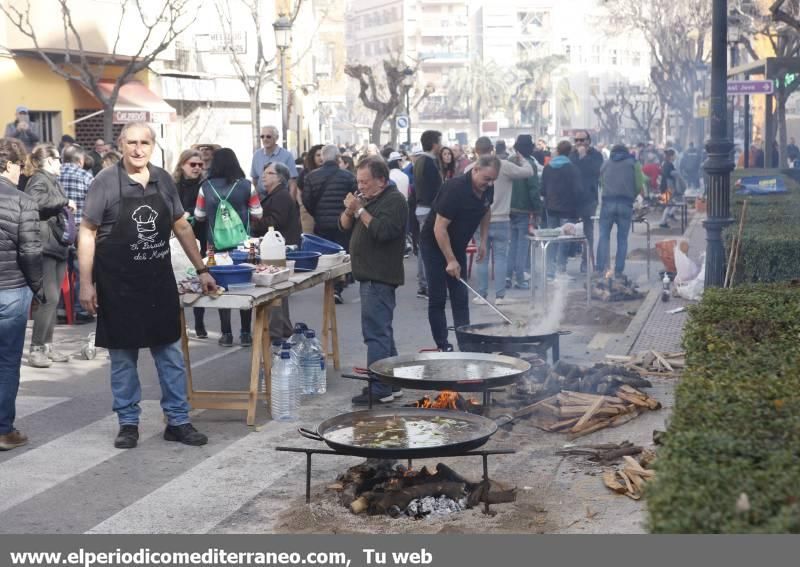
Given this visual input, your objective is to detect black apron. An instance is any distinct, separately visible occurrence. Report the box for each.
[94,166,181,349]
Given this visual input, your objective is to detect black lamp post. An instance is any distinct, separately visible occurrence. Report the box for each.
[703,0,735,288]
[273,14,292,150]
[402,67,414,148]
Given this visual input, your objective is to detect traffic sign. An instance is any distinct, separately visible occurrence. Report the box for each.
[395,114,409,129]
[727,80,774,95]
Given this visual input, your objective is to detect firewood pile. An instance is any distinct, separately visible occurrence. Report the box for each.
[591,274,644,302]
[330,460,516,517]
[602,451,657,500]
[513,386,661,439]
[605,350,686,376]
[555,441,643,465]
[515,360,654,400]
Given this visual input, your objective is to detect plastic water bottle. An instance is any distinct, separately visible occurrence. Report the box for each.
[661,273,671,302]
[304,330,327,394]
[270,351,298,421]
[282,343,302,401]
[260,339,287,407]
[271,339,283,363]
[299,331,319,395]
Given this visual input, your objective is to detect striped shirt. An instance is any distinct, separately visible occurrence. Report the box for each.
[59,163,94,226]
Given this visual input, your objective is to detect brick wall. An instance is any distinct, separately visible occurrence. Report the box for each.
[74,110,123,149]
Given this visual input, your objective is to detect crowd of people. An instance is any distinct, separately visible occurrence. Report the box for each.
[0,113,730,449]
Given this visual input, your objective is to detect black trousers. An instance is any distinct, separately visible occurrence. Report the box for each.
[420,238,469,350]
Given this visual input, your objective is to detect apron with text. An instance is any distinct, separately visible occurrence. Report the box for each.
[94,167,181,349]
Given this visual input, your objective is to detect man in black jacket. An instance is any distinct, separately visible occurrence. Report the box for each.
[542,140,584,277]
[412,130,443,299]
[0,137,43,451]
[302,144,357,302]
[569,130,603,272]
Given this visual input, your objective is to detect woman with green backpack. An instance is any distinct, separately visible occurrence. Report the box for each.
[194,148,263,346]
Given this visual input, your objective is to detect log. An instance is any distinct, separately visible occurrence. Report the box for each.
[651,351,674,372]
[604,355,634,363]
[592,445,643,464]
[513,395,559,418]
[350,496,370,514]
[558,405,620,418]
[623,456,655,478]
[603,470,627,494]
[608,410,641,428]
[572,396,607,432]
[467,480,518,507]
[616,392,652,408]
[356,481,466,515]
[567,417,614,439]
[617,470,639,499]
[624,469,647,492]
[547,417,580,431]
[639,448,657,468]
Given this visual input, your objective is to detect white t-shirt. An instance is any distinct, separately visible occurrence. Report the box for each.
[389,169,409,199]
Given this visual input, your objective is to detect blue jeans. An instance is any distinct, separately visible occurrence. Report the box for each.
[108,340,192,426]
[360,281,397,397]
[506,213,531,285]
[421,239,470,350]
[0,287,33,434]
[416,212,428,289]
[474,221,510,298]
[545,211,576,275]
[596,200,633,275]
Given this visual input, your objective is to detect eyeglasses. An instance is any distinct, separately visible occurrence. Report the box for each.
[260,135,274,139]
[574,137,587,143]
[187,162,204,168]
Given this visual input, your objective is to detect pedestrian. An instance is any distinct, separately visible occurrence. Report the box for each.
[467,136,533,304]
[533,138,551,166]
[57,135,75,155]
[420,155,499,351]
[297,144,324,197]
[569,130,604,273]
[679,142,702,190]
[60,144,95,322]
[252,162,301,339]
[0,137,43,451]
[191,142,221,173]
[78,122,216,449]
[495,140,509,160]
[302,144,358,304]
[172,149,208,338]
[4,106,39,151]
[506,134,540,290]
[339,154,355,173]
[541,140,583,277]
[452,143,470,175]
[658,149,682,229]
[387,151,410,199]
[88,139,106,177]
[787,137,800,166]
[194,148,263,347]
[339,156,408,405]
[23,143,76,367]
[641,155,661,200]
[413,130,443,300]
[102,150,121,169]
[439,146,456,180]
[597,144,642,277]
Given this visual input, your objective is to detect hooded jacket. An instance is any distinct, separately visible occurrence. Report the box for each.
[510,155,541,214]
[302,161,357,232]
[600,149,638,203]
[0,176,43,294]
[541,156,583,217]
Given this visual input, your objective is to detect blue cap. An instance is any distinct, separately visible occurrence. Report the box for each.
[280,351,291,359]
[305,330,315,339]
[272,339,283,347]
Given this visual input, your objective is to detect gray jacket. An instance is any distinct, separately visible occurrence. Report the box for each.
[600,155,637,203]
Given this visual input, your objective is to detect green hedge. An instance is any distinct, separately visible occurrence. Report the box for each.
[647,284,800,533]
[727,170,800,284]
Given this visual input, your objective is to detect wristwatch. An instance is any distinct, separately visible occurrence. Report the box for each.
[196,266,209,275]
[355,207,365,218]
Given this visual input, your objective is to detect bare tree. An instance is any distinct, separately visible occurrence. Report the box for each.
[622,86,663,143]
[345,58,419,145]
[601,0,711,147]
[1,0,196,143]
[593,95,624,143]
[770,0,800,32]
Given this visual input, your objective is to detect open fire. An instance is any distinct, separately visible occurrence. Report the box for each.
[409,390,482,412]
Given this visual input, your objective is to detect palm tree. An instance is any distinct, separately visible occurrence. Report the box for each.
[448,57,509,137]
[508,54,567,133]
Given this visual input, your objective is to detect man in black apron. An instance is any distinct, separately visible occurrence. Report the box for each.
[78,122,217,449]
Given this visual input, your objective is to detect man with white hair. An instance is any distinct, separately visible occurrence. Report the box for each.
[79,122,217,449]
[250,125,298,198]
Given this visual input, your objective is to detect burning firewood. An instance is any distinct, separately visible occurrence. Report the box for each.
[605,350,686,376]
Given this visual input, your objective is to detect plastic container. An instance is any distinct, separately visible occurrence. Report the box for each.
[301,233,344,255]
[304,330,326,394]
[270,351,299,421]
[208,265,254,289]
[226,282,256,292]
[230,250,260,265]
[316,252,347,271]
[259,227,286,266]
[286,251,321,272]
[252,268,291,287]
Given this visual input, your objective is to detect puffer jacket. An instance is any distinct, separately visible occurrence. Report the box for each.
[0,176,43,294]
[540,156,584,217]
[24,170,70,260]
[302,161,357,232]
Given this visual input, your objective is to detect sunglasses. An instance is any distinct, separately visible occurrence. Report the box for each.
[187,162,204,168]
[574,137,588,143]
[260,135,274,139]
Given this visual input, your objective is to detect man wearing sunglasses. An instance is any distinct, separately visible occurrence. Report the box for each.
[250,126,298,199]
[569,130,603,273]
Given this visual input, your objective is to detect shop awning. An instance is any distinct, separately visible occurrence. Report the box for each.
[84,79,177,124]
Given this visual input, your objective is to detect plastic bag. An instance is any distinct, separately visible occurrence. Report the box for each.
[676,254,705,301]
[674,243,699,284]
[170,237,196,278]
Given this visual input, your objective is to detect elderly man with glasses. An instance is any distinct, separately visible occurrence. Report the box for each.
[250,126,298,200]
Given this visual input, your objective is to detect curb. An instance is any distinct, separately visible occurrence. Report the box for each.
[605,287,660,356]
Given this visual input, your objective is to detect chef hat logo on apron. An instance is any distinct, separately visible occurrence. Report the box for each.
[131,205,158,233]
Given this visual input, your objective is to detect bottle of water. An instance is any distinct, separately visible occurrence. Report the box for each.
[298,332,315,395]
[282,343,302,402]
[261,339,287,407]
[304,330,327,394]
[271,339,283,364]
[271,351,298,421]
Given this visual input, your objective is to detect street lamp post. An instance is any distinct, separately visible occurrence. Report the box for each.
[703,0,735,288]
[273,14,292,150]
[402,68,414,148]
[728,11,742,159]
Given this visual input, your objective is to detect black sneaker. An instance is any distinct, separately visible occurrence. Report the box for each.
[659,222,670,229]
[351,390,394,405]
[416,287,428,299]
[218,333,234,347]
[334,291,344,304]
[195,324,208,339]
[164,423,208,446]
[114,425,139,449]
[240,332,253,347]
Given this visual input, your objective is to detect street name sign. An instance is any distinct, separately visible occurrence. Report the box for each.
[727,80,774,95]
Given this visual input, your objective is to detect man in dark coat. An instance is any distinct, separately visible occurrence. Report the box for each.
[542,140,584,276]
[569,130,603,272]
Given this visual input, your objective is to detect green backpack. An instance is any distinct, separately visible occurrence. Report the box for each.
[208,180,249,251]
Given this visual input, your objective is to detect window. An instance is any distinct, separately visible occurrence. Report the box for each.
[591,45,600,64]
[611,49,618,66]
[590,77,600,96]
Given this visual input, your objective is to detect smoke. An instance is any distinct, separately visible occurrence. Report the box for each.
[527,276,569,334]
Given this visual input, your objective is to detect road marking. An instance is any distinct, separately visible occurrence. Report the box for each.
[87,421,305,534]
[0,401,163,515]
[191,347,243,368]
[15,396,71,419]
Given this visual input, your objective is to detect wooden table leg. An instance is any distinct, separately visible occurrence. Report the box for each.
[261,300,273,416]
[321,280,340,370]
[179,309,195,403]
[246,305,266,426]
